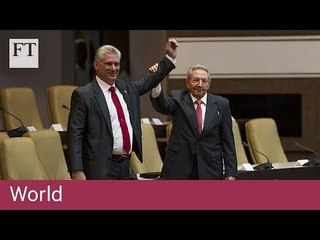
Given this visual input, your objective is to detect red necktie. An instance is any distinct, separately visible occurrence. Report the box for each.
[195,99,202,134]
[109,86,131,153]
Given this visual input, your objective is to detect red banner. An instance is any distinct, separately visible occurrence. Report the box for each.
[0,180,319,210]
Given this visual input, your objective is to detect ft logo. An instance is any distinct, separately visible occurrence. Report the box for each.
[9,39,39,68]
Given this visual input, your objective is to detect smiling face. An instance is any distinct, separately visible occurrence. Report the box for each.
[186,68,212,99]
[94,45,121,85]
[94,53,120,85]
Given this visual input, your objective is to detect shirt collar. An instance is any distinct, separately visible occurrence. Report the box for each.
[190,93,207,105]
[96,76,114,92]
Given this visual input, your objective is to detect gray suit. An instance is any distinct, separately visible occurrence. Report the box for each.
[151,89,238,179]
[67,57,175,179]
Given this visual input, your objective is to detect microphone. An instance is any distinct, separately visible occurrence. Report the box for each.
[242,141,274,170]
[294,142,320,167]
[62,105,70,110]
[0,106,27,137]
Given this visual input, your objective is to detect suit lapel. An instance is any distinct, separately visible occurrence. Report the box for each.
[203,94,219,133]
[92,80,112,134]
[115,81,134,123]
[182,93,199,135]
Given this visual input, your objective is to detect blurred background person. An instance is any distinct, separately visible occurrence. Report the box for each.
[74,39,93,86]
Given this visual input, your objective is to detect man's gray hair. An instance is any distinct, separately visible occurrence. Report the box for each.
[186,64,211,81]
[95,45,121,62]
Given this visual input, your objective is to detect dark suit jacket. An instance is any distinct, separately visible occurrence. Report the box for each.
[151,89,238,179]
[67,57,175,179]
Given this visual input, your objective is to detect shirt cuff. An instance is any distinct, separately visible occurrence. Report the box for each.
[151,84,162,98]
[166,54,176,64]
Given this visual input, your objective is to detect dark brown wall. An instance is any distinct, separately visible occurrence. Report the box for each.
[129,30,168,122]
[101,31,130,75]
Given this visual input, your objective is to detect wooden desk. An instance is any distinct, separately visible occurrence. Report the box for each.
[238,166,320,180]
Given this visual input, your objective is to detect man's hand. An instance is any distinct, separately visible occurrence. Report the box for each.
[225,176,236,180]
[72,170,86,180]
[149,63,158,73]
[166,38,178,59]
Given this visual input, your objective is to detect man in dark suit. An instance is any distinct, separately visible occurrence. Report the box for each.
[67,39,178,180]
[150,64,237,180]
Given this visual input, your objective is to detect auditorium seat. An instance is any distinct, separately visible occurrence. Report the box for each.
[47,85,78,130]
[129,123,163,176]
[0,137,45,180]
[0,132,9,179]
[232,118,249,165]
[0,87,43,130]
[245,118,288,164]
[24,130,71,180]
[166,122,172,142]
[130,152,148,174]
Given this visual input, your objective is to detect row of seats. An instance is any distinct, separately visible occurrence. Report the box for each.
[0,118,286,179]
[0,121,163,180]
[0,130,71,180]
[166,117,287,167]
[0,86,76,180]
[0,86,78,131]
[0,85,162,178]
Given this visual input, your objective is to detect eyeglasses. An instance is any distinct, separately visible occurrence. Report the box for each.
[190,78,210,85]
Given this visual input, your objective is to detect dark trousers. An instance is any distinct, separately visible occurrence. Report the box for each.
[189,161,199,180]
[105,157,131,180]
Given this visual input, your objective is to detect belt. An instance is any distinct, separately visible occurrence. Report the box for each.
[111,154,131,160]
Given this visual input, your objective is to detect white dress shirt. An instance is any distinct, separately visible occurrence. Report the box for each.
[96,77,133,155]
